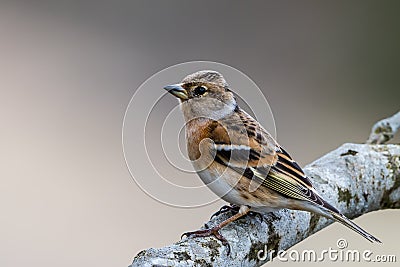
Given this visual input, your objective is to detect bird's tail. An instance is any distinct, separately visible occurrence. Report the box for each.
[328,211,381,243]
[302,199,381,243]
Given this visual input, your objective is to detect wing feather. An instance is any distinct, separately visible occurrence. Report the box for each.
[211,108,338,212]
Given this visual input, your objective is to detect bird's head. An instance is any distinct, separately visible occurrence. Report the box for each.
[164,70,237,121]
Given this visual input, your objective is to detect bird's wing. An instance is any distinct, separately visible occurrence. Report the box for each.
[211,108,338,212]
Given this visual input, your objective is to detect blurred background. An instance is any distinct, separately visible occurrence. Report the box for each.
[0,1,399,266]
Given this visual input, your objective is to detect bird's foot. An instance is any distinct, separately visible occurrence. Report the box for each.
[181,226,231,255]
[210,204,240,219]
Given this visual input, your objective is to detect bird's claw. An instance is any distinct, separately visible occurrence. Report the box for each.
[181,227,231,255]
[210,204,240,219]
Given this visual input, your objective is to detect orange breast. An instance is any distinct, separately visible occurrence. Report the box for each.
[185,118,223,160]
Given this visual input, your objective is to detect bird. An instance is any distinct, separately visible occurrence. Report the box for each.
[163,70,381,252]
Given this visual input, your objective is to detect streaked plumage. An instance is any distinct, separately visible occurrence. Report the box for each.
[164,70,380,250]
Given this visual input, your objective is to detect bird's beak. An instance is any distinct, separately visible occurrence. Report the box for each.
[163,84,188,100]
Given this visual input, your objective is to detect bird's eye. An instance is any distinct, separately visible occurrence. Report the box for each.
[193,86,207,96]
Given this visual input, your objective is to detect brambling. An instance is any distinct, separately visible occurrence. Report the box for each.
[163,70,380,251]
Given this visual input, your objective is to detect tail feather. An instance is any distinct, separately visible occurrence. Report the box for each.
[329,211,381,243]
[301,199,381,243]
